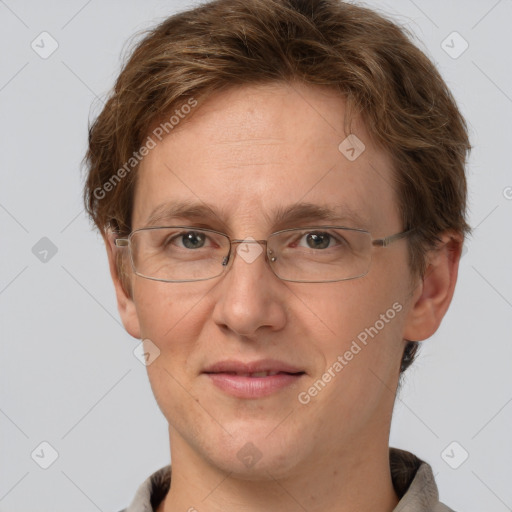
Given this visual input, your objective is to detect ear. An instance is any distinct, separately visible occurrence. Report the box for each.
[403,231,463,342]
[103,229,141,339]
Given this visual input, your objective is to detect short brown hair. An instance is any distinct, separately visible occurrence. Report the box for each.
[83,0,471,372]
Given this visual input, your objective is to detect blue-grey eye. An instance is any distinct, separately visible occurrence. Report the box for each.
[181,231,206,249]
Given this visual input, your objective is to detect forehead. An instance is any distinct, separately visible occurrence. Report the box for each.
[133,82,400,235]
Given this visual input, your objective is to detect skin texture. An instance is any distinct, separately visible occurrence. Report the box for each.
[104,82,462,512]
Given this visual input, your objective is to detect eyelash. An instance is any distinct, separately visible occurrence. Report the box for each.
[166,229,347,250]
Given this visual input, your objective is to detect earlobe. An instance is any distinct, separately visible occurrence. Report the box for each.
[402,232,463,342]
[103,230,141,339]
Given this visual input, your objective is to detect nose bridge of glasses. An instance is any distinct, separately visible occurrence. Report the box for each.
[221,238,273,268]
[230,239,268,245]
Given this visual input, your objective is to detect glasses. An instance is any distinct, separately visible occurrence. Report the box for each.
[114,225,413,283]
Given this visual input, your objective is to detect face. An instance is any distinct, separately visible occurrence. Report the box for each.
[110,82,432,478]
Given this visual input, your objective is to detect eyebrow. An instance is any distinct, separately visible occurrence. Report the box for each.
[144,200,370,231]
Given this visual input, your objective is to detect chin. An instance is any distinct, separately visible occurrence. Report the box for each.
[214,451,303,481]
[200,427,308,481]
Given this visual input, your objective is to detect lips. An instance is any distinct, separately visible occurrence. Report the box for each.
[202,359,306,398]
[202,359,305,376]
[223,370,283,377]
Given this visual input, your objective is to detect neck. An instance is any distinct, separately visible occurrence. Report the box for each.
[159,428,399,512]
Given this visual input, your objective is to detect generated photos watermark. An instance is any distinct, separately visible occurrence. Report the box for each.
[298,301,403,404]
[93,97,198,201]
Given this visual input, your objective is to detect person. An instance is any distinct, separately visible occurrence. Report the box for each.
[83,0,470,510]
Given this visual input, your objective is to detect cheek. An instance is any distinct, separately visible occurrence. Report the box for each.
[296,282,406,425]
[295,276,404,343]
[133,281,213,417]
[130,277,237,423]
[293,275,408,393]
[132,279,214,366]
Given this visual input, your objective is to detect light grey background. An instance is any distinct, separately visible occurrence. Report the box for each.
[1,0,511,511]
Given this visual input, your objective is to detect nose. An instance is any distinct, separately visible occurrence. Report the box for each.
[211,239,287,337]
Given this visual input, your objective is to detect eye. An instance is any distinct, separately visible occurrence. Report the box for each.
[296,231,341,250]
[171,231,209,249]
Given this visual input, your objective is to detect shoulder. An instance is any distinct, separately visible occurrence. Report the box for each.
[390,448,457,511]
[118,464,171,512]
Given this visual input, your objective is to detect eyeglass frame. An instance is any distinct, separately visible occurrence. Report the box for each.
[114,225,415,283]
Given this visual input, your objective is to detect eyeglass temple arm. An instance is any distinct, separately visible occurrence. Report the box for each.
[372,229,414,248]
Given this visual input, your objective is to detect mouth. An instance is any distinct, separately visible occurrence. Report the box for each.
[202,360,306,398]
[207,370,305,378]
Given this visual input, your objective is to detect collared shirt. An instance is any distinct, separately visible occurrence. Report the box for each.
[119,447,456,512]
